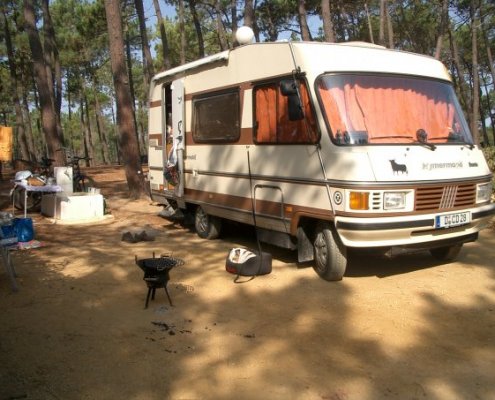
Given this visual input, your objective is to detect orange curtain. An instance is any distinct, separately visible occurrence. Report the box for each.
[318,76,456,143]
[256,87,277,142]
[256,81,318,143]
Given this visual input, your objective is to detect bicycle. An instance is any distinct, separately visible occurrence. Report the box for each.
[66,154,96,192]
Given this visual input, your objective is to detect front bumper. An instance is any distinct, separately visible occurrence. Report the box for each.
[335,203,495,248]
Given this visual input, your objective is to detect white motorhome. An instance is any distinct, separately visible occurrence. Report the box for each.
[147,39,495,281]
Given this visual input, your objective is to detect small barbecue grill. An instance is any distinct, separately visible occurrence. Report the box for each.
[135,254,184,309]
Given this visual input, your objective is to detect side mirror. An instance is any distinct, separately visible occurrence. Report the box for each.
[280,80,304,121]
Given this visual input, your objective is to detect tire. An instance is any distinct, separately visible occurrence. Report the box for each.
[429,244,462,261]
[194,206,222,239]
[11,187,41,211]
[313,222,347,281]
[74,175,96,192]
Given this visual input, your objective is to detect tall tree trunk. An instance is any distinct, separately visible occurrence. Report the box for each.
[385,0,394,48]
[21,91,37,161]
[448,23,470,126]
[189,0,205,58]
[244,0,254,29]
[435,0,449,59]
[83,96,95,165]
[41,0,64,148]
[125,30,141,156]
[231,0,238,46]
[104,0,144,198]
[298,0,312,41]
[364,2,374,43]
[91,75,110,164]
[178,0,186,64]
[470,0,480,145]
[2,10,30,162]
[23,0,64,165]
[134,0,154,88]
[379,0,386,46]
[152,0,171,69]
[321,0,335,42]
[480,12,495,100]
[214,0,228,50]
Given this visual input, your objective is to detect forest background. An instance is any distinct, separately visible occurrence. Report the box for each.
[0,0,494,198]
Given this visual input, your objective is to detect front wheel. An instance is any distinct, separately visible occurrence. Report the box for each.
[194,206,222,239]
[313,222,347,281]
[429,244,462,261]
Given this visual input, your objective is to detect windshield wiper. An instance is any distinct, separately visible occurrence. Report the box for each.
[369,135,436,151]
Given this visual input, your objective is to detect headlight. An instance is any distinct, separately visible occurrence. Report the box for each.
[476,182,492,203]
[383,192,406,210]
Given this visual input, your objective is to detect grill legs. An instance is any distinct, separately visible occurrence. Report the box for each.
[144,284,173,309]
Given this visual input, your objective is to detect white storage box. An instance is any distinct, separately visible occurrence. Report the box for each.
[54,166,73,194]
[42,192,104,221]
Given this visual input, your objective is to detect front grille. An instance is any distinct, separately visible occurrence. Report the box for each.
[415,183,476,212]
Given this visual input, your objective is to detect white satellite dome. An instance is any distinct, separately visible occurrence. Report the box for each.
[235,26,254,45]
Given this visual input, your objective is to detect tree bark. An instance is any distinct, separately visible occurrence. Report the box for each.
[2,9,30,162]
[41,0,65,148]
[385,0,394,48]
[152,0,171,69]
[244,0,254,29]
[23,0,65,165]
[364,2,374,43]
[178,0,186,64]
[379,0,386,46]
[189,0,205,58]
[134,0,154,87]
[448,23,470,126]
[470,0,480,145]
[214,0,228,50]
[104,0,144,198]
[231,0,238,46]
[434,0,449,59]
[321,0,335,42]
[298,0,312,41]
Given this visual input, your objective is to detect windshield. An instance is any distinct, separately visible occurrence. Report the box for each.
[317,74,473,146]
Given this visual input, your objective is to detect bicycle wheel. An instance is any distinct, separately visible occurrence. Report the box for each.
[11,186,42,211]
[74,175,96,192]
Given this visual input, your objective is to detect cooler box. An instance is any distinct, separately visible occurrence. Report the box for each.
[42,193,104,221]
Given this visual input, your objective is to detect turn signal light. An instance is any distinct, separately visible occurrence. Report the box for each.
[350,192,369,210]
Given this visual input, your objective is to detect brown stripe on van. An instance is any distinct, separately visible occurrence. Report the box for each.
[149,133,163,147]
[185,127,254,145]
[149,100,161,108]
[184,81,252,101]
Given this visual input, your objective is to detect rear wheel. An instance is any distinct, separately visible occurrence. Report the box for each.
[313,222,347,281]
[194,206,222,239]
[74,175,96,192]
[12,186,41,211]
[429,244,462,261]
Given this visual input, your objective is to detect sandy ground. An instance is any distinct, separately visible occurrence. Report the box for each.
[1,166,495,400]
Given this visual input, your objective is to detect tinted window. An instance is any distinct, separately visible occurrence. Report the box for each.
[192,90,240,142]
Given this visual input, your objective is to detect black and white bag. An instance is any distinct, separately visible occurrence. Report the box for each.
[225,248,272,277]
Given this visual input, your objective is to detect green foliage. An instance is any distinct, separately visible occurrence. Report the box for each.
[482,146,495,195]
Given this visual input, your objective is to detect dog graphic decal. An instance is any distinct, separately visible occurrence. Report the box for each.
[389,159,408,175]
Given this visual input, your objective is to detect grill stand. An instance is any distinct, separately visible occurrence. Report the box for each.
[135,254,184,309]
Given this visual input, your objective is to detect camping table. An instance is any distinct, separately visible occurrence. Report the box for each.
[12,182,63,218]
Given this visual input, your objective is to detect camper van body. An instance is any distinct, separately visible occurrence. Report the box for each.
[147,41,495,280]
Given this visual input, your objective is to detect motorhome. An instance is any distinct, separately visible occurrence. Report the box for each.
[147,35,495,281]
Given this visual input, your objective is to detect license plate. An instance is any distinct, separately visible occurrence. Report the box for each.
[435,211,471,229]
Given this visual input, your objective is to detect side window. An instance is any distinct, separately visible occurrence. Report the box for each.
[192,89,240,142]
[254,79,318,144]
